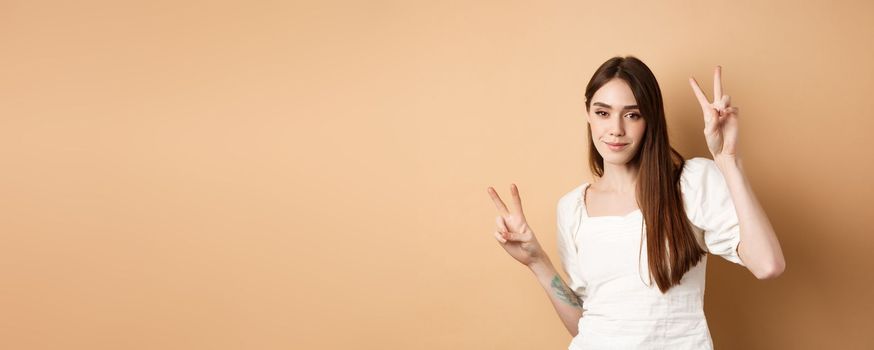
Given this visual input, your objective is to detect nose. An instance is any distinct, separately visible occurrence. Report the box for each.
[608,114,625,137]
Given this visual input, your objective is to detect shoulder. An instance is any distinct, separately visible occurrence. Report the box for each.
[680,157,723,189]
[557,183,586,218]
[681,157,717,176]
[679,157,732,211]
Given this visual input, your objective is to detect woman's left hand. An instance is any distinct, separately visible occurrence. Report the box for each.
[689,66,739,161]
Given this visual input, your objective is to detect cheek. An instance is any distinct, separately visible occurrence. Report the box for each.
[631,123,647,140]
[588,119,606,135]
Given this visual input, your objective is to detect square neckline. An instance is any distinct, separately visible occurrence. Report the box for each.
[580,183,642,219]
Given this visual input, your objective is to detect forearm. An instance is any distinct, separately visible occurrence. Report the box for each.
[527,257,583,337]
[715,156,786,279]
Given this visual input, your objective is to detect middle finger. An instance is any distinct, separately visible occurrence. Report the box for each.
[714,65,723,102]
[510,184,525,216]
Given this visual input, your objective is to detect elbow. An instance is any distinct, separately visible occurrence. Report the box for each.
[568,315,581,337]
[753,259,786,280]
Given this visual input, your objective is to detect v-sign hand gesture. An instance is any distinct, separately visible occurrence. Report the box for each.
[689,66,740,161]
[487,184,546,267]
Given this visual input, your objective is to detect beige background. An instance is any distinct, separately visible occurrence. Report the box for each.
[2,0,873,349]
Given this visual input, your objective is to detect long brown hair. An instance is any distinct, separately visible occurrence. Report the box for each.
[583,56,706,293]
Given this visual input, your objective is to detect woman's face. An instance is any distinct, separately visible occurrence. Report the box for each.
[587,78,647,166]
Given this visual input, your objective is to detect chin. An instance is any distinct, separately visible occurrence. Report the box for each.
[602,157,633,166]
[598,150,637,166]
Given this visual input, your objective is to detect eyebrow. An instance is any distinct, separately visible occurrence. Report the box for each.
[592,102,639,110]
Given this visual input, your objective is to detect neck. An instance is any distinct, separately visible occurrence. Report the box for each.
[595,161,639,193]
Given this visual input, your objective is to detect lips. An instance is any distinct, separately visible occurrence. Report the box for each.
[604,141,629,151]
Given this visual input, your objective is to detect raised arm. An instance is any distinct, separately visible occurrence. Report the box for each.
[713,158,785,279]
[689,66,786,279]
[487,184,584,336]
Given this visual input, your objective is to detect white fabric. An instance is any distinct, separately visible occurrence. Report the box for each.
[556,157,745,350]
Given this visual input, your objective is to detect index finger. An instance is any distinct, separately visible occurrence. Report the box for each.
[487,186,509,215]
[688,77,710,109]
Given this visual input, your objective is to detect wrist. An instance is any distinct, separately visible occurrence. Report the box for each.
[714,155,742,170]
[527,257,555,276]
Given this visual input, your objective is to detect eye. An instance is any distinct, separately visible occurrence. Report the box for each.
[595,111,609,117]
[625,113,641,120]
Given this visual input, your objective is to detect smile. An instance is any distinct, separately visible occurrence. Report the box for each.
[604,142,629,151]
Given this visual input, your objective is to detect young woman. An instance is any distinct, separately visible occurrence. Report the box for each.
[486,56,785,349]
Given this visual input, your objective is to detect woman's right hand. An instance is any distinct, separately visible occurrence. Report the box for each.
[487,184,547,267]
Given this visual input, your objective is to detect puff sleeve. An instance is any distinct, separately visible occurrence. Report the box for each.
[556,192,587,298]
[680,157,746,266]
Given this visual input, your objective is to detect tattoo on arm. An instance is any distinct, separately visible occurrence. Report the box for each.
[551,275,582,308]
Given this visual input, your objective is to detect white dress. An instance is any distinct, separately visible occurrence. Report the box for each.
[556,157,746,350]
